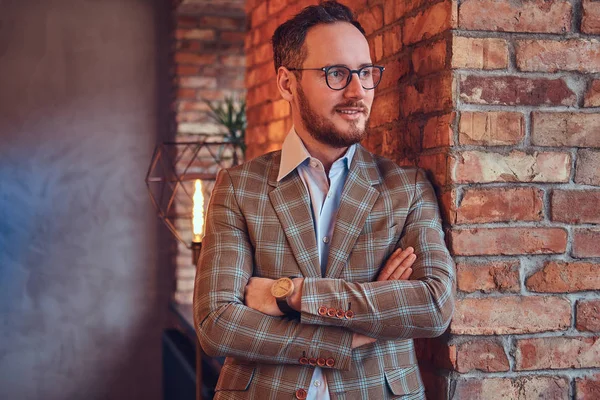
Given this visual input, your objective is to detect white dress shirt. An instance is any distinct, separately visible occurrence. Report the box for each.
[277,128,356,399]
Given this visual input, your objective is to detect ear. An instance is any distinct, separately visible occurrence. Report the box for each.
[276,66,295,102]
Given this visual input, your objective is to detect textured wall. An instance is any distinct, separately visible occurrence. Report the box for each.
[0,1,173,399]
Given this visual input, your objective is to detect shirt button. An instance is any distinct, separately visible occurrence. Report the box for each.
[314,380,321,387]
[323,236,329,243]
[310,160,318,168]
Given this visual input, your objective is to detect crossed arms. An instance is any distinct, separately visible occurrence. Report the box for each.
[193,167,455,371]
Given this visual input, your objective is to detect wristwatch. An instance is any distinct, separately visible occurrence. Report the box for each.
[271,277,300,318]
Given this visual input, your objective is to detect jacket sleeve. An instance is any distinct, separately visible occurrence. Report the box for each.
[299,169,456,340]
[193,169,354,370]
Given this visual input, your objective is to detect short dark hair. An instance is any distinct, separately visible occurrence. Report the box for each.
[271,1,366,73]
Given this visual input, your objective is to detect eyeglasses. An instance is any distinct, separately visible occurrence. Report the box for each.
[287,65,385,91]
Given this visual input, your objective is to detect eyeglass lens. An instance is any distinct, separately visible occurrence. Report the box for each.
[326,66,382,90]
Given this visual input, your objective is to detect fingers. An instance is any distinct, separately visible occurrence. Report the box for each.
[388,253,416,280]
[377,247,415,281]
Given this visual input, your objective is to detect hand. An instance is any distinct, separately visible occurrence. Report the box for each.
[376,247,416,281]
[244,277,283,317]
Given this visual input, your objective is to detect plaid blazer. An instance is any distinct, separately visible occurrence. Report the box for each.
[194,145,455,399]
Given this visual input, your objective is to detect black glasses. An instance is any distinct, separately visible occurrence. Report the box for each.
[287,65,385,91]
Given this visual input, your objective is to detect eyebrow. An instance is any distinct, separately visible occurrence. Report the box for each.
[325,63,374,68]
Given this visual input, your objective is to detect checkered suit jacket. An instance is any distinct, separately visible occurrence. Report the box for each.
[193,145,455,399]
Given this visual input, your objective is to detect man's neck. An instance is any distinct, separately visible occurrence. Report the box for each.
[296,129,348,174]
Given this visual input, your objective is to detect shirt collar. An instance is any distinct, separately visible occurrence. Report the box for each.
[277,127,356,182]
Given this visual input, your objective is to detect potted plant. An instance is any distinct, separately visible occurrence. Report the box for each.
[205,95,246,154]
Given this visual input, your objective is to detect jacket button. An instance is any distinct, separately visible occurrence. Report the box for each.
[336,309,345,318]
[308,358,317,366]
[318,306,328,316]
[299,357,308,365]
[327,308,336,317]
[345,310,355,319]
[295,388,308,399]
[317,357,326,366]
[326,358,335,367]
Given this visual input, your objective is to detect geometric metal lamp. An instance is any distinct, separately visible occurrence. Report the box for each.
[145,140,242,265]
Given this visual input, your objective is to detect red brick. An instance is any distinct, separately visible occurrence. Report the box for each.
[584,80,600,107]
[453,376,569,400]
[457,187,543,223]
[527,261,600,293]
[339,0,368,13]
[403,1,453,45]
[370,91,400,127]
[516,337,600,370]
[457,261,520,293]
[576,150,600,186]
[573,229,600,258]
[450,227,567,256]
[459,0,571,33]
[267,0,287,15]
[412,39,447,77]
[175,28,215,41]
[452,296,571,335]
[577,374,600,400]
[577,300,600,332]
[417,152,450,188]
[583,0,600,34]
[459,75,577,106]
[370,34,383,63]
[250,1,267,28]
[532,112,600,147]
[221,31,246,43]
[200,16,245,30]
[453,340,509,373]
[382,25,402,58]
[551,190,600,223]
[177,88,197,100]
[175,53,218,66]
[399,73,453,117]
[176,16,198,29]
[452,37,509,70]
[176,65,200,76]
[377,58,410,92]
[516,39,600,73]
[254,42,273,65]
[453,151,571,184]
[423,113,454,149]
[357,5,383,36]
[459,111,524,146]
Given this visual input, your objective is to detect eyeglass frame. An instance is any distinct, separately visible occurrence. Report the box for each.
[286,65,385,91]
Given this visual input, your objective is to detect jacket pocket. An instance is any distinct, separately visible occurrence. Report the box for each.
[353,225,399,250]
[215,364,255,391]
[384,365,423,396]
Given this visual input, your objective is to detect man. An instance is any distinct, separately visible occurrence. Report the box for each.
[193,1,455,399]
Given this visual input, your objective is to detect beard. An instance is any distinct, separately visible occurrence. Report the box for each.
[297,84,369,148]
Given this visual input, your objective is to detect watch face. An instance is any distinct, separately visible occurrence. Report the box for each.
[271,278,293,299]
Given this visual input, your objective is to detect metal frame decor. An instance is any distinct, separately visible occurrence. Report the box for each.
[145,140,242,263]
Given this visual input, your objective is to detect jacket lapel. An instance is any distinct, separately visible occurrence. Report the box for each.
[325,145,381,278]
[267,152,321,278]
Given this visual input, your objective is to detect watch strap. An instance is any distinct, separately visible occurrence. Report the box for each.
[276,298,301,319]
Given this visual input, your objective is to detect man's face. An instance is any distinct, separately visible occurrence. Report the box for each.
[292,22,375,148]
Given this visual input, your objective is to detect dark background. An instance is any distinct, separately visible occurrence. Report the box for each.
[0,0,174,399]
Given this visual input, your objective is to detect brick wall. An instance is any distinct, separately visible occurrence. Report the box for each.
[172,3,246,304]
[245,0,600,398]
[448,0,600,398]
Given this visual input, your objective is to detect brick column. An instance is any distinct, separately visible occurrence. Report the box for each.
[245,0,600,398]
[448,1,600,398]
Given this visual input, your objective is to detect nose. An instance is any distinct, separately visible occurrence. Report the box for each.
[343,72,366,99]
